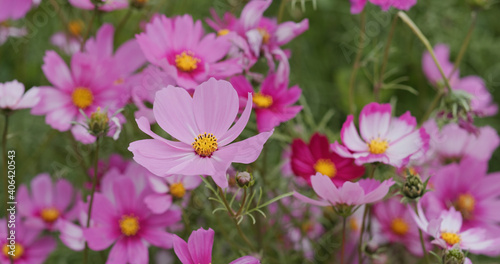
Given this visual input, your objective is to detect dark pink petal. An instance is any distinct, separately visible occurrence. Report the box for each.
[154,86,199,144]
[187,228,214,264]
[16,185,34,217]
[42,51,74,90]
[193,78,239,138]
[144,193,172,214]
[83,226,118,251]
[85,23,114,58]
[31,173,53,208]
[107,239,128,264]
[230,256,261,264]
[146,207,182,227]
[54,178,74,212]
[142,228,174,249]
[127,238,149,264]
[114,39,146,76]
[173,235,194,264]
[113,177,136,214]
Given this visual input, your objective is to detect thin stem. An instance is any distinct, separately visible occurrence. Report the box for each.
[348,9,366,115]
[397,11,452,94]
[449,11,477,78]
[420,90,444,123]
[218,187,256,252]
[375,15,398,102]
[235,188,247,217]
[81,5,99,52]
[358,205,369,264]
[341,217,346,264]
[83,137,100,264]
[277,0,289,23]
[114,8,133,38]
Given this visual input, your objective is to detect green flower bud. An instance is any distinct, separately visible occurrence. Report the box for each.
[88,107,109,137]
[443,246,466,264]
[403,174,424,200]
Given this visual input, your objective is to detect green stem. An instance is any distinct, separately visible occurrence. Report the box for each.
[277,0,289,23]
[358,205,369,264]
[81,5,99,52]
[420,90,444,123]
[235,188,247,217]
[348,9,366,115]
[341,217,346,264]
[449,11,477,78]
[83,137,100,264]
[375,15,398,102]
[397,11,452,94]
[218,187,256,252]
[114,8,133,39]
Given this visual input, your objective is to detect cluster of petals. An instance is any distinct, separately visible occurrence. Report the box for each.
[173,227,260,264]
[332,102,429,168]
[294,172,395,208]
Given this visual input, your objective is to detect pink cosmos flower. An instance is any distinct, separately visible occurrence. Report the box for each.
[422,158,500,235]
[230,73,302,132]
[0,80,39,110]
[206,0,308,67]
[129,64,177,124]
[31,50,126,143]
[422,44,498,117]
[331,102,429,168]
[68,0,128,12]
[373,197,430,256]
[50,32,81,55]
[290,133,365,186]
[0,0,33,21]
[0,218,56,264]
[350,0,367,14]
[128,78,273,188]
[0,25,26,45]
[136,14,242,89]
[17,173,79,231]
[422,120,499,165]
[85,153,130,191]
[84,177,182,264]
[350,0,416,14]
[173,227,260,264]
[84,23,146,98]
[294,173,395,208]
[411,204,499,255]
[145,175,202,214]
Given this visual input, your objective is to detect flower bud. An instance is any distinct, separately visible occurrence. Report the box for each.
[236,171,254,188]
[88,107,110,137]
[403,174,424,200]
[443,246,466,264]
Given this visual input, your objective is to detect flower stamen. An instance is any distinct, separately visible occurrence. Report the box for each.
[72,87,94,109]
[175,51,200,72]
[119,215,140,236]
[313,159,337,178]
[192,133,218,157]
[368,138,389,154]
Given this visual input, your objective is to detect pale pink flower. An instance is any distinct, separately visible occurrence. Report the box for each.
[68,0,128,12]
[0,80,39,110]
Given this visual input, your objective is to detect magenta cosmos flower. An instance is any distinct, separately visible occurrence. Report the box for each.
[230,73,302,132]
[0,0,33,21]
[173,227,260,264]
[294,173,395,209]
[0,219,56,264]
[0,80,39,110]
[332,102,429,168]
[422,158,500,235]
[84,177,181,264]
[423,44,498,117]
[290,133,365,186]
[373,197,430,256]
[411,204,499,255]
[17,173,79,231]
[68,0,128,12]
[350,0,416,14]
[207,0,308,63]
[31,50,126,143]
[128,78,273,188]
[145,174,202,214]
[136,14,242,89]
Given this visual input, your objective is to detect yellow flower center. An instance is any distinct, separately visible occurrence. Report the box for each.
[119,215,140,236]
[390,218,409,236]
[368,138,389,154]
[455,193,475,219]
[257,27,271,44]
[2,243,24,260]
[170,182,186,198]
[40,207,60,223]
[218,29,230,36]
[441,232,461,246]
[252,92,273,108]
[349,218,359,232]
[72,87,94,109]
[68,20,84,36]
[192,133,218,157]
[175,51,200,72]
[313,159,337,178]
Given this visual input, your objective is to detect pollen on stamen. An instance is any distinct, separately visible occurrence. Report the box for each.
[175,51,200,72]
[192,133,218,157]
[368,138,389,154]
